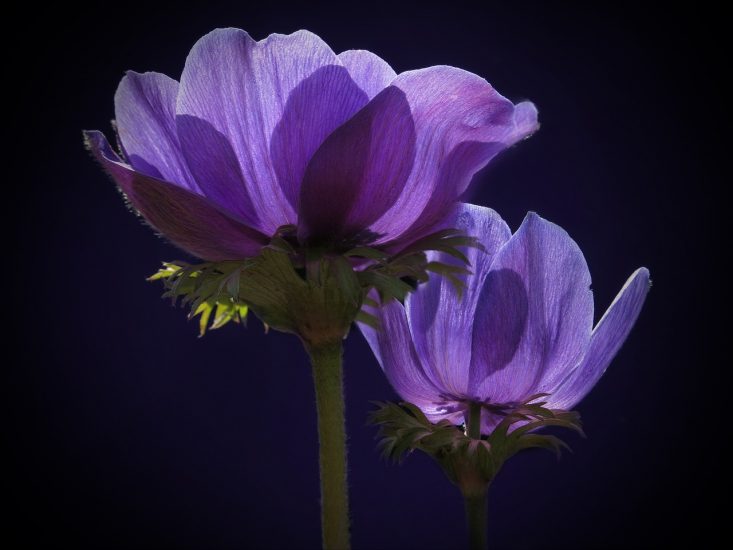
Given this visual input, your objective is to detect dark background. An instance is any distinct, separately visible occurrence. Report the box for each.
[10,1,723,548]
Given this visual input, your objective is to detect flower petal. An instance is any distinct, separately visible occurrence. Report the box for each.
[270,65,369,212]
[548,268,651,410]
[471,213,594,403]
[359,299,451,418]
[369,66,539,244]
[176,114,261,228]
[338,50,396,99]
[177,28,360,234]
[84,130,267,260]
[298,86,416,243]
[405,204,511,398]
[114,71,197,191]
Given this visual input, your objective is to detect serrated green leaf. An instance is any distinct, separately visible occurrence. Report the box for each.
[371,399,583,492]
[193,300,214,337]
[357,271,414,303]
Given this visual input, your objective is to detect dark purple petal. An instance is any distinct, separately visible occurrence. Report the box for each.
[471,213,594,403]
[369,66,539,244]
[359,299,458,420]
[405,204,511,398]
[270,65,369,211]
[177,28,359,235]
[298,87,416,243]
[114,71,198,191]
[338,50,396,99]
[548,268,651,410]
[84,130,267,260]
[176,115,261,228]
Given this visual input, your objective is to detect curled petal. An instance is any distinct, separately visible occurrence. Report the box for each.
[472,213,594,403]
[369,66,539,243]
[548,268,651,410]
[84,130,267,261]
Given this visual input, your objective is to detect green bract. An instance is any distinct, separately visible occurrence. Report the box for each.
[369,396,583,491]
[149,225,483,346]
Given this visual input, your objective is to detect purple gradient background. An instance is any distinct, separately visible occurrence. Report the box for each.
[10,2,722,548]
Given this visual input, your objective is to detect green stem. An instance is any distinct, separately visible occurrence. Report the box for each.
[464,401,487,549]
[464,490,488,550]
[467,401,482,440]
[308,341,350,550]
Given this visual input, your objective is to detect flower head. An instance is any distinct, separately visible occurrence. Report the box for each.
[361,204,650,434]
[84,28,538,261]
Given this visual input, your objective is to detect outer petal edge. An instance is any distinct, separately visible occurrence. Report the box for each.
[84,130,268,261]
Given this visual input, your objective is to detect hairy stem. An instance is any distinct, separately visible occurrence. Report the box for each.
[464,490,488,550]
[308,341,350,550]
[463,401,487,549]
[467,401,482,440]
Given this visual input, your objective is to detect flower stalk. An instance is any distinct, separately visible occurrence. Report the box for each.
[463,490,488,550]
[462,401,488,550]
[307,341,350,550]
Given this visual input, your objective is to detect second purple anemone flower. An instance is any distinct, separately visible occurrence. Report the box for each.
[84,27,537,260]
[361,204,650,432]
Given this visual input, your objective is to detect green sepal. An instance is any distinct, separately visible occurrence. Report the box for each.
[149,261,250,337]
[351,227,484,305]
[369,396,583,491]
[149,226,483,340]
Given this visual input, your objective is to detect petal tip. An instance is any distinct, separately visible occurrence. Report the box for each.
[82,129,109,156]
[636,266,651,281]
[521,210,544,225]
[630,267,652,292]
[512,101,540,139]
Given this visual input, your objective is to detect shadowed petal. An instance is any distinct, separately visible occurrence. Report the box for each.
[115,71,197,191]
[548,268,651,410]
[359,300,448,416]
[298,87,416,243]
[84,130,267,260]
[176,115,261,228]
[405,204,511,398]
[270,65,369,211]
[469,269,529,393]
[177,28,355,234]
[338,50,396,99]
[472,213,593,403]
[369,66,539,244]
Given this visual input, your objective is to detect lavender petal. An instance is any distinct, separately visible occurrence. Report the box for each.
[369,66,539,244]
[548,268,651,409]
[405,204,511,398]
[176,28,346,234]
[114,71,197,191]
[472,213,594,403]
[338,49,396,99]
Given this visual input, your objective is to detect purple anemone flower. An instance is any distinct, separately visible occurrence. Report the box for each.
[84,28,538,261]
[361,204,650,432]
